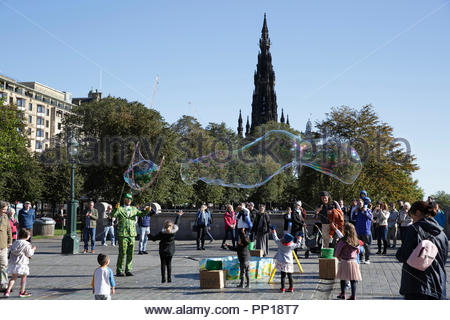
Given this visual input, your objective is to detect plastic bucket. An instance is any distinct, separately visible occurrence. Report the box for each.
[321,248,334,259]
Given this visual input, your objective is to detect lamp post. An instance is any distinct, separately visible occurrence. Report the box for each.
[61,131,80,254]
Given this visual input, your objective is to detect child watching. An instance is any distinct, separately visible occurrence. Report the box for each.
[149,210,183,283]
[4,229,36,298]
[271,228,302,293]
[334,223,362,300]
[227,229,251,288]
[91,254,116,300]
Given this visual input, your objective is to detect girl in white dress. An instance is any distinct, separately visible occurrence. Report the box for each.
[4,229,36,298]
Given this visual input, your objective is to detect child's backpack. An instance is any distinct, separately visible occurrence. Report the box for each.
[406,226,438,271]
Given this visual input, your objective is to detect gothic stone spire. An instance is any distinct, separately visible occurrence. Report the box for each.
[237,109,243,138]
[250,13,278,134]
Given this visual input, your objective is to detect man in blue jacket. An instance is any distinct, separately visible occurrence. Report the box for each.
[137,205,156,255]
[355,198,373,264]
[18,201,35,242]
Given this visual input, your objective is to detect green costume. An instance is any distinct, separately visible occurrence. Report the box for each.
[111,203,148,274]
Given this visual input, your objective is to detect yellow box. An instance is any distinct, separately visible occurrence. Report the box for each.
[200,270,225,289]
[319,258,338,279]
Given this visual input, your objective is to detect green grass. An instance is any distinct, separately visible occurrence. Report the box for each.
[33,228,81,239]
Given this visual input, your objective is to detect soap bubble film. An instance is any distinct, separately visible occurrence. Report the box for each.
[124,143,164,191]
[180,130,361,188]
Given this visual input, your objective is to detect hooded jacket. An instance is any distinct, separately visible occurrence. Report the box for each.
[148,215,181,256]
[272,231,302,265]
[8,239,34,267]
[355,208,373,235]
[359,190,372,207]
[396,218,448,299]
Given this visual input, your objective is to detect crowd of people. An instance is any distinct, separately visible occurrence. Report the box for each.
[0,190,448,300]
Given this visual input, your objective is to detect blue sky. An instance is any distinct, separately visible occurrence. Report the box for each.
[1,0,449,198]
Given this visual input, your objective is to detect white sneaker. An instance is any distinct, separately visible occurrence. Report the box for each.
[112,244,116,247]
[102,244,108,246]
[365,260,370,265]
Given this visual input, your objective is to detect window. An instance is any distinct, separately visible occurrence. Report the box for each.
[37,117,44,125]
[37,104,44,113]
[46,108,49,116]
[17,98,24,107]
[27,128,31,135]
[57,123,62,130]
[9,97,13,105]
[36,141,42,150]
[36,129,43,137]
[29,103,33,111]
[45,132,49,139]
[46,120,49,128]
[28,115,32,124]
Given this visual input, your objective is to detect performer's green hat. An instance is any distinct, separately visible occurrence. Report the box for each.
[124,193,133,200]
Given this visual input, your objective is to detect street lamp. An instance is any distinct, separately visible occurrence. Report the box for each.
[61,131,80,254]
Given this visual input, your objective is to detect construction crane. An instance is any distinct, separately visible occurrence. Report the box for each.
[149,75,159,109]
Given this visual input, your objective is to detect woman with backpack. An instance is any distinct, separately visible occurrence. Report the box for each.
[396,201,448,300]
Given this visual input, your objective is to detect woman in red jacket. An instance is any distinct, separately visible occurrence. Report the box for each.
[8,208,18,242]
[221,205,236,250]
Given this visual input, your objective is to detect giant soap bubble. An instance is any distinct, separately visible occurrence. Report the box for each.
[124,143,165,191]
[180,130,361,188]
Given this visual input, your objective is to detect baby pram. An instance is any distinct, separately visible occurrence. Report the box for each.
[303,222,323,259]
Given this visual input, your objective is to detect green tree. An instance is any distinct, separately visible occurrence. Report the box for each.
[431,191,450,208]
[0,100,43,202]
[306,105,424,205]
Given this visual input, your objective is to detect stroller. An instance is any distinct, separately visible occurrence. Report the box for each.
[303,222,323,259]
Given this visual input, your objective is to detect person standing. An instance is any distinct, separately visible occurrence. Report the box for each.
[18,201,35,243]
[91,254,115,300]
[251,204,271,257]
[0,202,12,292]
[195,205,211,250]
[349,199,358,225]
[433,203,446,229]
[112,193,151,277]
[373,202,390,255]
[354,199,372,264]
[148,211,184,283]
[221,205,236,250]
[397,202,412,243]
[137,205,156,255]
[247,202,258,224]
[315,191,333,248]
[387,202,399,248]
[83,201,98,254]
[7,208,18,243]
[236,203,253,237]
[102,205,115,247]
[396,201,448,300]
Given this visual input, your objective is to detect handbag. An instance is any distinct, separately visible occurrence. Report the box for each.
[406,226,438,271]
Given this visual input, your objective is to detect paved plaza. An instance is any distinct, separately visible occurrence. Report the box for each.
[3,237,449,300]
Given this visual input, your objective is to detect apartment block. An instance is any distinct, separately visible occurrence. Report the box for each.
[0,74,74,152]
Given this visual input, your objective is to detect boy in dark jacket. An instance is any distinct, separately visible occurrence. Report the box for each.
[227,229,251,288]
[148,211,183,283]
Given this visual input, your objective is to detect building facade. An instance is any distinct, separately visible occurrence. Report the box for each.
[0,74,74,152]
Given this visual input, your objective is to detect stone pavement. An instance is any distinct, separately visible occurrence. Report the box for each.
[2,237,449,300]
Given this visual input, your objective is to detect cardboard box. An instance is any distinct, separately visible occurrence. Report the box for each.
[250,249,264,257]
[319,258,338,280]
[200,270,225,289]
